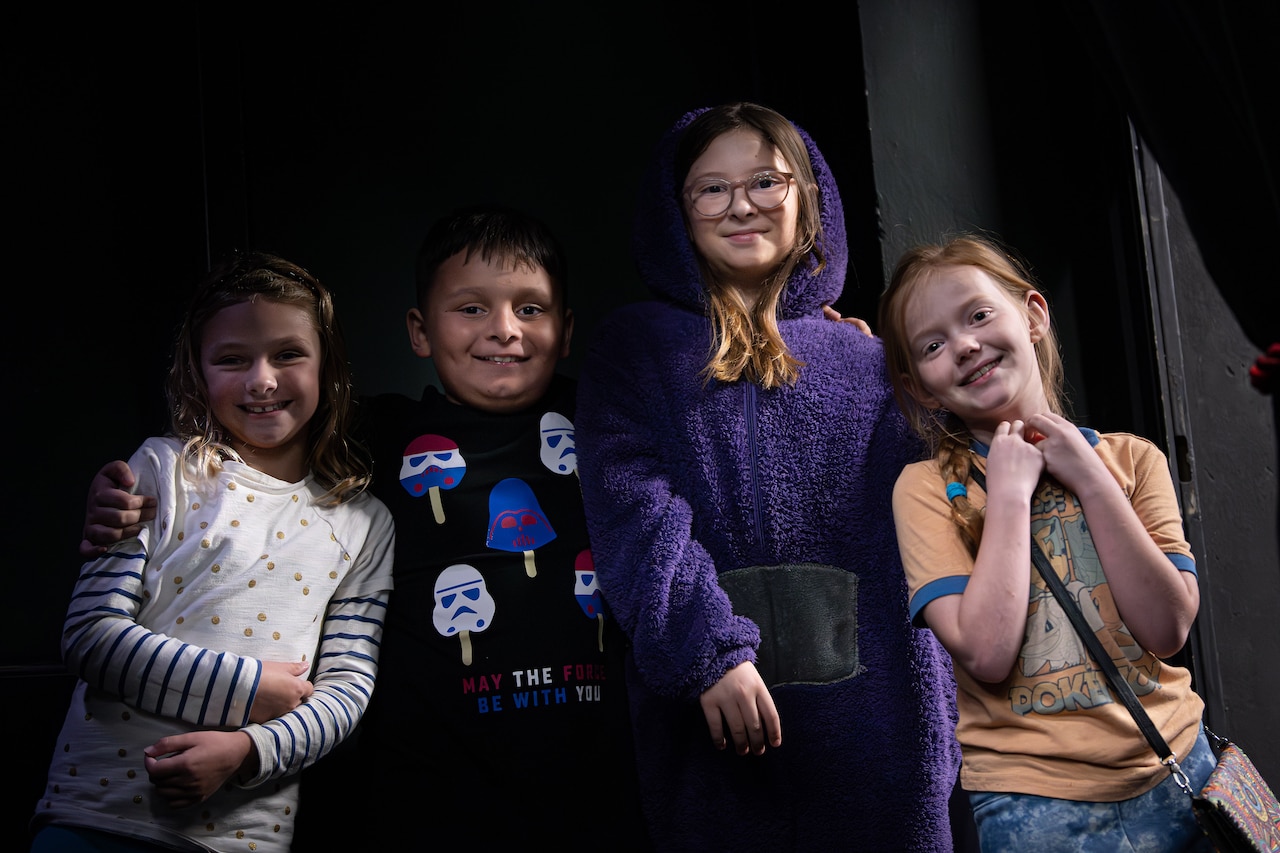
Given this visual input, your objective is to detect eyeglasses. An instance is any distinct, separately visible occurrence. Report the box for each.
[683,171,794,217]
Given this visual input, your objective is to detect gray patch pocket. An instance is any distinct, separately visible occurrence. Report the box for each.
[717,562,862,687]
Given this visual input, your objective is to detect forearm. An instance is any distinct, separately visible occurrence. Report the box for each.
[63,551,260,726]
[1078,483,1198,655]
[580,463,756,699]
[946,498,1034,682]
[239,589,388,785]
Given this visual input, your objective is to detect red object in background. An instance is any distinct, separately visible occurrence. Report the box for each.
[1249,343,1280,395]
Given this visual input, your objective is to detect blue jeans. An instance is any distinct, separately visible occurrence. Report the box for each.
[968,725,1218,852]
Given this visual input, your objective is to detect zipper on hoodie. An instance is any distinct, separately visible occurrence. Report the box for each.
[745,382,766,549]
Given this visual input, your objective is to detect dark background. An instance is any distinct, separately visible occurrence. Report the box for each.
[6,0,1277,843]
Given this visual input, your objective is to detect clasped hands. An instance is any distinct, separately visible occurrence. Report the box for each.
[143,660,313,808]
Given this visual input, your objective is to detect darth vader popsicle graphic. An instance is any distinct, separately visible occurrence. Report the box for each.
[400,433,466,524]
[575,549,606,652]
[487,478,555,578]
[539,411,577,477]
[433,564,495,666]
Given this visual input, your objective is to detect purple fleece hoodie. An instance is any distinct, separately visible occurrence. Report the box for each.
[576,107,962,851]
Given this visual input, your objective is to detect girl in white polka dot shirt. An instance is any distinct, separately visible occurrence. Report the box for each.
[30,251,395,853]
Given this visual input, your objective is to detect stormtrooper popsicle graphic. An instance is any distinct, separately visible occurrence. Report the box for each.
[574,549,606,652]
[539,411,577,477]
[486,478,555,578]
[400,433,467,524]
[433,563,495,666]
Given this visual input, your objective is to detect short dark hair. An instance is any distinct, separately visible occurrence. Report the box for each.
[414,205,569,309]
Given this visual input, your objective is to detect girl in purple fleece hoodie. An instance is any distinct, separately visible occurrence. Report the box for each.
[576,102,963,851]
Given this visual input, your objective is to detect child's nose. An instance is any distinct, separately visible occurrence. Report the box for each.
[489,310,521,340]
[727,186,757,215]
[246,363,278,394]
[952,336,980,361]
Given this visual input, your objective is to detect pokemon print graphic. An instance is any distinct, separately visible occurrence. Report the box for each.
[1009,481,1167,716]
[539,411,577,476]
[400,433,467,524]
[487,477,555,578]
[433,563,495,666]
[575,549,606,652]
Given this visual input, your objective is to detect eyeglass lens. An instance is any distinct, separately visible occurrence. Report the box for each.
[688,172,791,216]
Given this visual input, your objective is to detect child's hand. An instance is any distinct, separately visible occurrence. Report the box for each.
[80,460,157,559]
[249,660,314,723]
[699,661,782,756]
[143,730,255,808]
[1025,412,1109,495]
[823,304,873,337]
[985,419,1046,505]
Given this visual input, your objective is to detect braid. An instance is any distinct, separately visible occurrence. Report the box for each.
[938,432,985,556]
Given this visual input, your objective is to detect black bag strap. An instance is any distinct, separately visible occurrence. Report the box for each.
[967,466,1192,790]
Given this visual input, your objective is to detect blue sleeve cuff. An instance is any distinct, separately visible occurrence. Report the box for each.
[1168,551,1196,576]
[908,575,969,627]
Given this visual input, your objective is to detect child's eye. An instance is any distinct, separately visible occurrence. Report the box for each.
[517,305,545,317]
[972,309,992,323]
[459,305,484,315]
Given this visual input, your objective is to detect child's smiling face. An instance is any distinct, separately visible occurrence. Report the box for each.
[902,263,1051,438]
[201,297,322,482]
[409,249,572,414]
[682,129,800,302]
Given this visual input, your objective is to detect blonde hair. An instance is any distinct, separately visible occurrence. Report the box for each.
[878,235,1067,553]
[675,102,825,389]
[166,250,371,506]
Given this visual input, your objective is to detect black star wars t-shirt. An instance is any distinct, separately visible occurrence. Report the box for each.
[348,374,643,844]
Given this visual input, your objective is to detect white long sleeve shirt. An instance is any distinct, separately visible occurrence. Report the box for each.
[32,436,394,852]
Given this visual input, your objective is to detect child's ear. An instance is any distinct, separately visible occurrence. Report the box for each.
[1025,290,1051,343]
[406,307,432,358]
[560,309,574,359]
